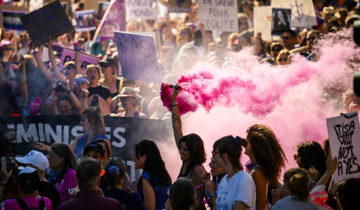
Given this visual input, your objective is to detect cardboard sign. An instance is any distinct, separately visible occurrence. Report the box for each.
[59,48,100,72]
[75,10,96,32]
[4,115,172,183]
[254,6,272,41]
[1,10,27,32]
[271,0,317,28]
[98,1,110,20]
[198,0,238,32]
[94,0,126,42]
[114,31,161,82]
[20,0,74,46]
[125,0,155,20]
[326,112,360,183]
[168,0,191,13]
[272,8,291,36]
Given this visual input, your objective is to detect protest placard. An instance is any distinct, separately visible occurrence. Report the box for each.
[125,0,155,20]
[94,0,126,42]
[198,0,238,32]
[98,1,110,20]
[114,31,161,82]
[326,111,360,183]
[168,0,191,13]
[272,8,291,36]
[1,9,27,32]
[20,0,74,46]
[75,10,96,32]
[254,6,272,41]
[3,115,172,183]
[59,48,100,72]
[271,0,317,28]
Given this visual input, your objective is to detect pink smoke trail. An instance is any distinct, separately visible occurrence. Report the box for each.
[160,29,359,177]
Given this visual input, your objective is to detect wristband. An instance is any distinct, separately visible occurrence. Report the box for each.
[31,51,38,55]
[172,103,178,106]
[74,46,82,51]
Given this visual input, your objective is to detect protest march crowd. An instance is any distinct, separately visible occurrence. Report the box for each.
[1,0,360,209]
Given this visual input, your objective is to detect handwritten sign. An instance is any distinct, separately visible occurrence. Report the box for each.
[75,10,96,32]
[326,112,360,183]
[272,8,291,36]
[168,0,191,13]
[271,0,317,28]
[114,31,161,82]
[20,0,74,46]
[198,0,238,32]
[125,0,155,20]
[59,48,100,72]
[254,6,272,41]
[94,0,126,42]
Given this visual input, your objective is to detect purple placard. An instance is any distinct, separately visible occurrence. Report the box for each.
[59,48,100,72]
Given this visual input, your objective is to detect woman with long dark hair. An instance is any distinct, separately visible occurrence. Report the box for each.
[171,88,206,208]
[132,140,172,210]
[208,136,256,209]
[244,124,287,210]
[48,143,78,202]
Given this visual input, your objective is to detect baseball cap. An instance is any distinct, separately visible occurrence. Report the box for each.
[16,150,49,171]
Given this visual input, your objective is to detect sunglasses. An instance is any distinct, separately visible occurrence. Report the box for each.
[272,47,282,52]
[100,63,110,68]
[179,30,190,35]
[239,21,248,25]
[307,37,316,41]
[278,57,288,62]
[282,36,290,40]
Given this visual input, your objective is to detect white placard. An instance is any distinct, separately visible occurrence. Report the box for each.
[326,111,360,183]
[254,6,272,41]
[198,0,238,32]
[125,0,156,20]
[271,0,317,28]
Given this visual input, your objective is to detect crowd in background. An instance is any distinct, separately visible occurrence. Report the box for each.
[1,0,360,209]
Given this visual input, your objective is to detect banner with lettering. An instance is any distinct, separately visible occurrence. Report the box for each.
[59,48,100,71]
[125,0,155,20]
[1,10,27,32]
[4,115,172,182]
[326,112,360,183]
[20,0,74,46]
[94,0,126,42]
[198,0,238,32]
[271,0,317,28]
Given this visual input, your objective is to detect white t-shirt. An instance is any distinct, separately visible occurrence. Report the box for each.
[216,170,256,210]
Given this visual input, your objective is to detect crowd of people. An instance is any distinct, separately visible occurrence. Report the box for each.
[1,0,360,209]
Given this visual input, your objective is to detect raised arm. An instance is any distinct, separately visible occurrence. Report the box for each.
[31,44,52,81]
[171,87,183,149]
[19,56,28,106]
[48,38,66,81]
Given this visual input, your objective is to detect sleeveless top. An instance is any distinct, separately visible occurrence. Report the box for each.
[249,164,271,210]
[137,171,171,210]
[74,133,109,158]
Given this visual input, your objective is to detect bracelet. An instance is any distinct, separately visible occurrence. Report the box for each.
[208,192,217,198]
[74,46,82,51]
[172,103,178,106]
